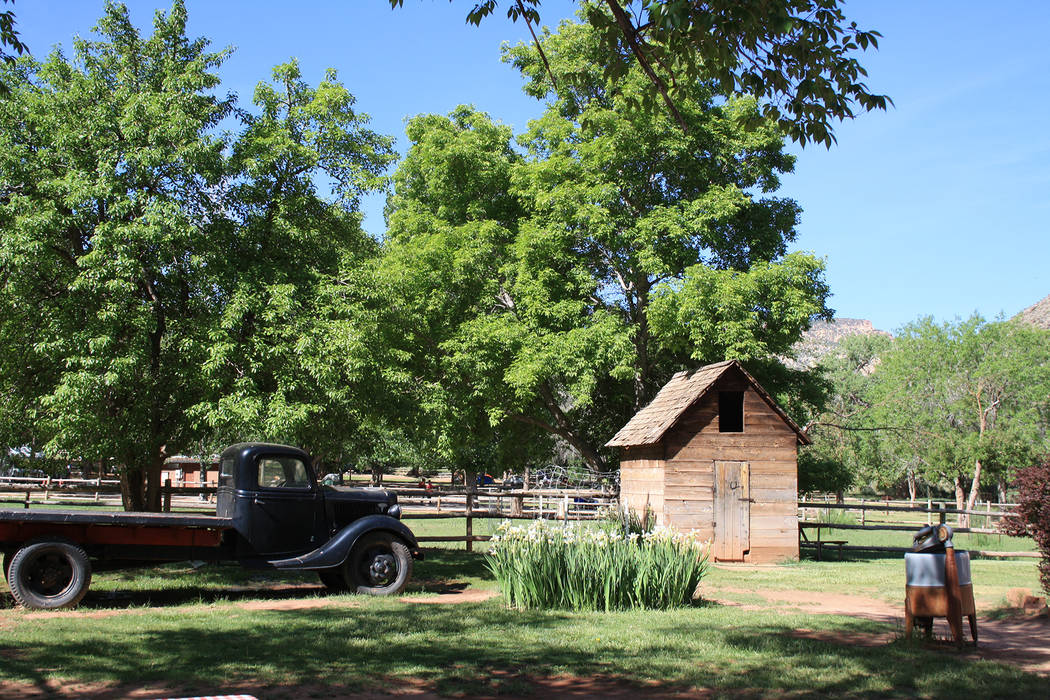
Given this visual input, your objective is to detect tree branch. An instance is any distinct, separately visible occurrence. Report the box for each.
[517,0,557,90]
[602,0,688,132]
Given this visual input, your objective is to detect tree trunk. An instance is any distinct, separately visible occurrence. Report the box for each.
[144,450,166,512]
[907,470,917,504]
[120,469,146,511]
[519,386,609,473]
[997,476,1007,504]
[633,285,651,411]
[954,474,968,528]
[965,457,983,518]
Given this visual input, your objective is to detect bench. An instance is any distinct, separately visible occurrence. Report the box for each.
[799,524,847,561]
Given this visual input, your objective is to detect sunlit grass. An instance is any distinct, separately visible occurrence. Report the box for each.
[0,548,1045,697]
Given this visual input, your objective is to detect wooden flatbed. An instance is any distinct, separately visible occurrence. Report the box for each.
[0,508,232,548]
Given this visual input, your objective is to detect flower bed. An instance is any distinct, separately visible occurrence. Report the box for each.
[487,520,710,611]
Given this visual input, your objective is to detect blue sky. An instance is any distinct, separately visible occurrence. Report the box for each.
[14,1,1050,332]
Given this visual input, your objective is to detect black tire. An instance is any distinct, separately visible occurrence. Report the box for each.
[317,569,348,592]
[343,532,412,596]
[8,539,92,610]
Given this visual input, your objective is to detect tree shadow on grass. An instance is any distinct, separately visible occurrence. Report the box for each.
[0,548,494,611]
[415,547,494,582]
[2,600,1045,699]
[799,549,902,563]
[715,625,1046,697]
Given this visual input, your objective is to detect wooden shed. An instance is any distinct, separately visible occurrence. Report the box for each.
[606,360,810,563]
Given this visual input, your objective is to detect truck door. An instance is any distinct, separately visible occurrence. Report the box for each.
[250,455,325,557]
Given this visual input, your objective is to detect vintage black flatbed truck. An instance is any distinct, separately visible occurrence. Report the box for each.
[0,443,421,610]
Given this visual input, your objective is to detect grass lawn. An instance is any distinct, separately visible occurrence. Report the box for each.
[1,540,1046,697]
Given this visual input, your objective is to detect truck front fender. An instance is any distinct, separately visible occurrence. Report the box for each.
[266,515,420,570]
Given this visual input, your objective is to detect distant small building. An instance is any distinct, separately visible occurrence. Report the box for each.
[161,455,219,487]
[606,360,810,563]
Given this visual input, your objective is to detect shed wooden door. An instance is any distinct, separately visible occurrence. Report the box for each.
[713,461,750,561]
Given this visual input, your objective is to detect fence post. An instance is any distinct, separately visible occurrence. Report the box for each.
[163,478,172,513]
[24,490,30,509]
[44,476,51,502]
[511,494,523,517]
[860,499,865,526]
[465,491,474,553]
[938,502,946,525]
[927,498,932,526]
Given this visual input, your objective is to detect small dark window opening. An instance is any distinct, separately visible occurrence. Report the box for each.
[719,391,744,432]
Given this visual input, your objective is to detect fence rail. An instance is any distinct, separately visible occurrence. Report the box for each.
[1,481,1036,558]
[797,497,1036,560]
[0,481,619,549]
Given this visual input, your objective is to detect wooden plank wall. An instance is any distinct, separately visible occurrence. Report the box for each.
[619,444,665,526]
[662,372,799,563]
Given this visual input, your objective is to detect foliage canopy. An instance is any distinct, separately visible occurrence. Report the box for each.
[390,0,891,147]
[380,17,831,472]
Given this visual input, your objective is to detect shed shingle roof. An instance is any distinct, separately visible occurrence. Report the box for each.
[604,360,810,447]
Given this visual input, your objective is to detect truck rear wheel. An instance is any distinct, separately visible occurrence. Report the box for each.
[344,532,411,595]
[8,539,92,610]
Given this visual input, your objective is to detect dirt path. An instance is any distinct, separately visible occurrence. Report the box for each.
[708,585,1050,675]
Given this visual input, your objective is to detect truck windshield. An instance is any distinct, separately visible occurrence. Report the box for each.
[257,457,311,489]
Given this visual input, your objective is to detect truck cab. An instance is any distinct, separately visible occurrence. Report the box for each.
[216,442,421,590]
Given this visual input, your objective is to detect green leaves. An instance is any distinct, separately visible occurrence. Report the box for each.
[873,316,1050,486]
[0,4,398,504]
[381,17,830,472]
[0,1,235,508]
[807,316,1050,499]
[649,252,831,363]
[430,1,891,147]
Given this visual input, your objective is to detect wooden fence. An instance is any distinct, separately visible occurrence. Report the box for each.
[0,478,620,550]
[391,487,618,551]
[2,479,1038,558]
[797,498,1038,560]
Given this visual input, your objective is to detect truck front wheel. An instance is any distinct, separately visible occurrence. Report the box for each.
[344,532,411,595]
[7,539,92,610]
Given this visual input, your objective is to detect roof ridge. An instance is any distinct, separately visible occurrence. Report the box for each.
[605,359,809,448]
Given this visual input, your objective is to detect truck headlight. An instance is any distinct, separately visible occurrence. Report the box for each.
[387,504,402,519]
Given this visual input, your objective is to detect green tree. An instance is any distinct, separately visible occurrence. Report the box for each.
[195,60,396,469]
[379,107,556,474]
[802,333,898,496]
[0,1,231,510]
[0,0,27,96]
[871,316,1050,518]
[390,0,890,147]
[382,17,831,472]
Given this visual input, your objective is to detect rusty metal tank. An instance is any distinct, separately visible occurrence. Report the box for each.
[904,525,977,647]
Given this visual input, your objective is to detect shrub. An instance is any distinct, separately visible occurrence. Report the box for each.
[486,521,709,611]
[1001,459,1050,596]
